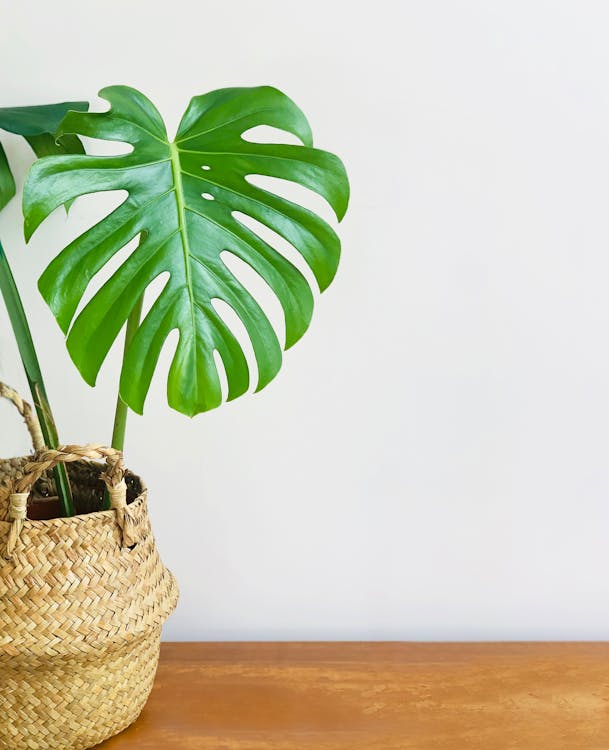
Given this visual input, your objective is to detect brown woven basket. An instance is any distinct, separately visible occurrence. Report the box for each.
[0,383,179,749]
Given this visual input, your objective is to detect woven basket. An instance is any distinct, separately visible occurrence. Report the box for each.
[0,383,179,750]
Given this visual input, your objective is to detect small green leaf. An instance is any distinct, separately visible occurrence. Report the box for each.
[0,101,88,136]
[0,143,16,212]
[0,100,89,214]
[24,86,350,417]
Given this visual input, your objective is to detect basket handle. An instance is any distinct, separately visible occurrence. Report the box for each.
[5,445,133,559]
[0,382,45,452]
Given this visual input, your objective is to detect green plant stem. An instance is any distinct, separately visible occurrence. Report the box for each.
[0,238,75,516]
[103,293,144,512]
[111,292,144,452]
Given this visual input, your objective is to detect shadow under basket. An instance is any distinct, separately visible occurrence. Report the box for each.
[0,384,179,750]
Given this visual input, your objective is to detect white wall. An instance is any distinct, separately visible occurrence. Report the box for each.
[1,0,609,640]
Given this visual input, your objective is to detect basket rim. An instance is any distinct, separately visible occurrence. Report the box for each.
[0,477,147,532]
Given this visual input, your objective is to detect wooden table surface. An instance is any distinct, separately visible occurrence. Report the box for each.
[98,642,609,749]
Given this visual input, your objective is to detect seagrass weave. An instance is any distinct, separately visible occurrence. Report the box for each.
[0,384,179,749]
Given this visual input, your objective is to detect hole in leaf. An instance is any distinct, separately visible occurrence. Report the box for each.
[145,327,180,411]
[69,192,135,322]
[202,193,214,201]
[245,174,336,225]
[231,211,320,296]
[70,253,170,394]
[211,298,257,393]
[219,250,285,348]
[212,349,229,403]
[140,271,171,319]
[241,125,303,146]
[202,165,211,171]
[80,135,133,156]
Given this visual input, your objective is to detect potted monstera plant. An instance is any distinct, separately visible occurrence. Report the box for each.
[0,85,349,750]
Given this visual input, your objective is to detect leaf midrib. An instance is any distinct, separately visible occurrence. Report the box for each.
[169,139,198,374]
[169,141,193,297]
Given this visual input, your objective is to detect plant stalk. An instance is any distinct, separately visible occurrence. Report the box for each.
[111,292,144,452]
[0,239,75,516]
[103,293,144,512]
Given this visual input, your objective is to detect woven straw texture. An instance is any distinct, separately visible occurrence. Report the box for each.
[0,385,179,749]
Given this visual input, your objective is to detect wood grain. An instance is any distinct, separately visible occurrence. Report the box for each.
[97,642,609,749]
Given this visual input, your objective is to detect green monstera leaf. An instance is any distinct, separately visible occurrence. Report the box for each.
[0,101,88,212]
[24,85,349,417]
[0,144,15,212]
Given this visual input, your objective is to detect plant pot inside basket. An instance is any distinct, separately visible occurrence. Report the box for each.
[27,496,61,520]
[19,461,146,521]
